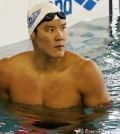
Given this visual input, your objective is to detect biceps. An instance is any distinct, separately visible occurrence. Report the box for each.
[83,87,111,107]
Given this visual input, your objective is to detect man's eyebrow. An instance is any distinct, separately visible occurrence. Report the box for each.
[44,25,54,29]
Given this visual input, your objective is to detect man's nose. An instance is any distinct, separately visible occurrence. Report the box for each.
[55,29,64,41]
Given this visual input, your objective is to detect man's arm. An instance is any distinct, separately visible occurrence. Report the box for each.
[0,58,9,99]
[81,60,111,107]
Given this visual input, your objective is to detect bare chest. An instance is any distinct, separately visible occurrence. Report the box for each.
[9,71,82,108]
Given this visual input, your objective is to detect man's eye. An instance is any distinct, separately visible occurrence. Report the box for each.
[47,28,54,32]
[62,26,66,30]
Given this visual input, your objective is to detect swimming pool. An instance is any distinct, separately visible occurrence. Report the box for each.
[0,16,120,134]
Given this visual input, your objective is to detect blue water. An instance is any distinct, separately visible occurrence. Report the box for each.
[0,15,120,134]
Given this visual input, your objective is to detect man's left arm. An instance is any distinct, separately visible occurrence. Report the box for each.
[81,60,111,107]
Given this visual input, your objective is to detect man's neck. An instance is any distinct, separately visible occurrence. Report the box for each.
[33,52,65,72]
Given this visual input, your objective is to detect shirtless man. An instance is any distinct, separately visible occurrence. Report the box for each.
[0,2,111,109]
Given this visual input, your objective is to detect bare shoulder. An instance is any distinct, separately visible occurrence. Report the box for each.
[8,51,33,62]
[65,50,86,65]
[66,51,102,79]
[0,58,9,72]
[4,51,33,68]
[0,51,32,78]
[0,51,32,90]
[64,50,103,77]
[82,59,102,76]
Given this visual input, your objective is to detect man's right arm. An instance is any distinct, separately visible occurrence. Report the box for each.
[0,58,9,99]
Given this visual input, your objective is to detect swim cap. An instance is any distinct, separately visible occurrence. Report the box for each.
[27,2,61,36]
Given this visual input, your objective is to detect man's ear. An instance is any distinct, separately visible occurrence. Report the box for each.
[30,32,36,40]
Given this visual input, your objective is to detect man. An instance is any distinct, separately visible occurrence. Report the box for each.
[0,2,111,109]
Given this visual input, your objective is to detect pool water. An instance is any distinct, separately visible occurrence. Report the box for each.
[0,16,120,134]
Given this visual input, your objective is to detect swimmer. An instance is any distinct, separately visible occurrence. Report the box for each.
[0,2,111,109]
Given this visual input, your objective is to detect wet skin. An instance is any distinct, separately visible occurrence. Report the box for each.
[0,19,111,109]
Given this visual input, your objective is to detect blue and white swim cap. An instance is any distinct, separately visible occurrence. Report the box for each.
[27,2,61,36]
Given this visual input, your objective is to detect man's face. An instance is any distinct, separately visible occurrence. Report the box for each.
[32,19,67,59]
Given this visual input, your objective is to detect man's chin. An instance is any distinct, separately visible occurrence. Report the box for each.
[53,51,65,58]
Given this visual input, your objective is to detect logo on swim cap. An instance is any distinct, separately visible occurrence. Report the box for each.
[28,9,41,28]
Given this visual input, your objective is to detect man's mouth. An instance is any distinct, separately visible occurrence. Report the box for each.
[54,45,65,50]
